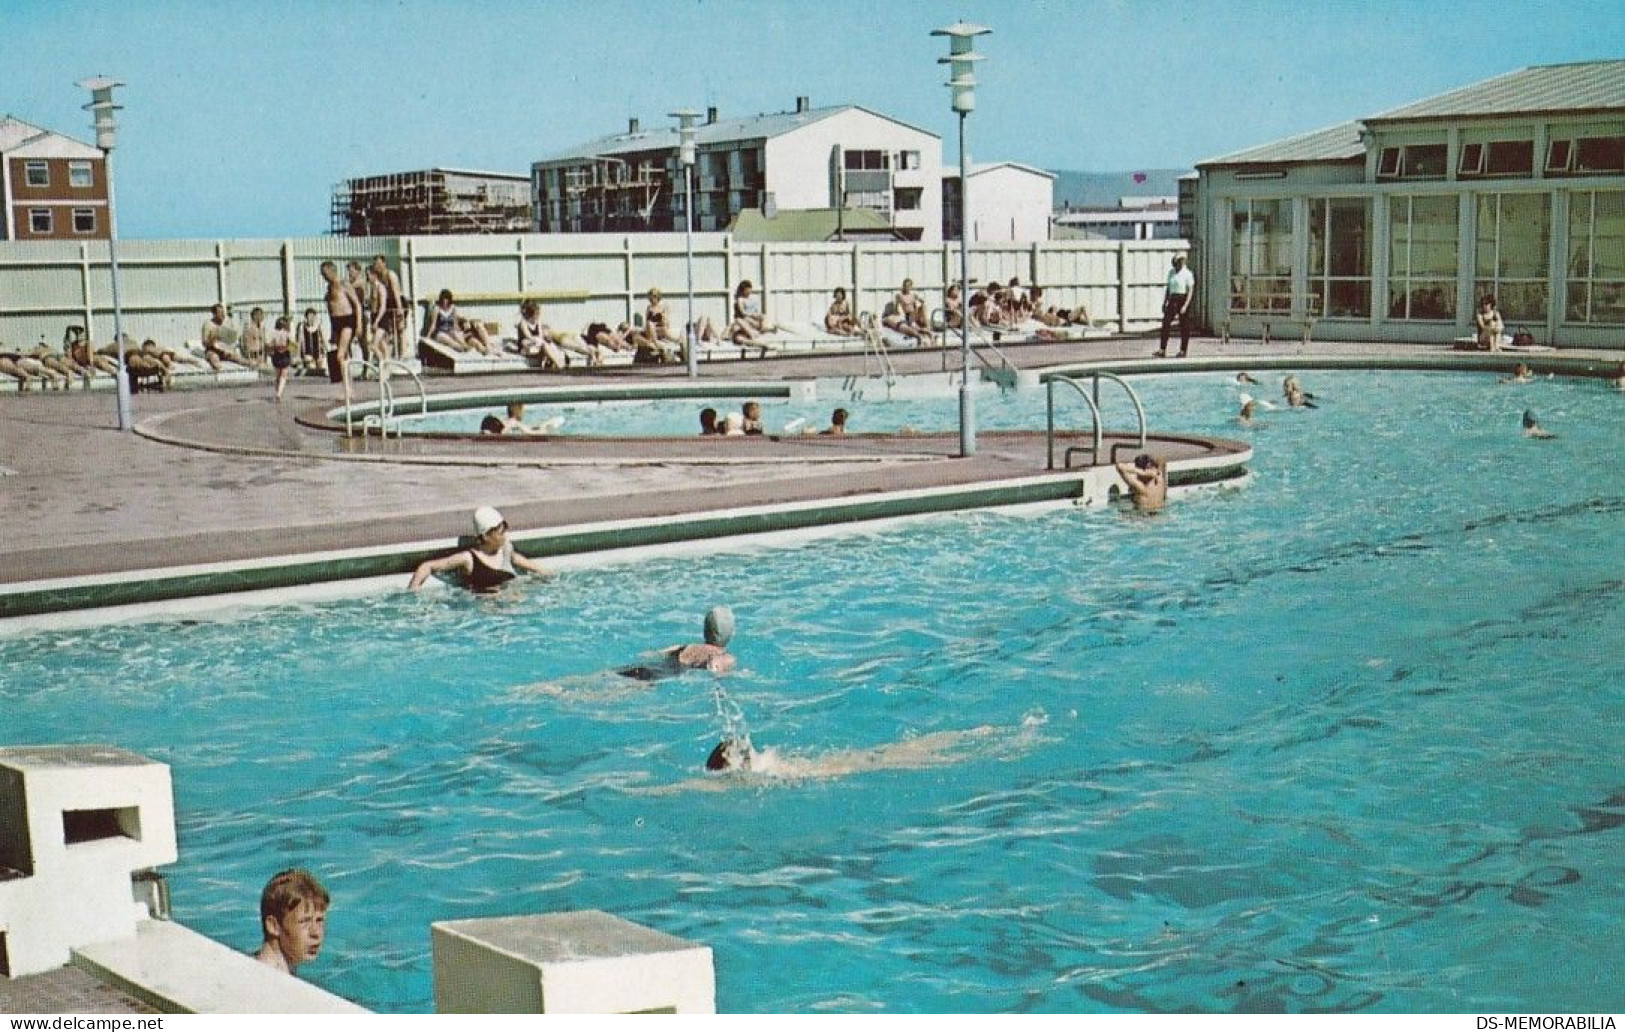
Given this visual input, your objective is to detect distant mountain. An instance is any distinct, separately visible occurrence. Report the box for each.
[1051,169,1190,210]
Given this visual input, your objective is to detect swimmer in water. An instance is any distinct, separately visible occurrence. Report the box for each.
[1237,400,1262,426]
[1522,409,1555,439]
[675,718,1049,791]
[1499,362,1533,384]
[1114,452,1168,513]
[1235,371,1259,384]
[617,606,737,681]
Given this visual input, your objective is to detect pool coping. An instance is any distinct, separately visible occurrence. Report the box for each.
[0,439,1249,623]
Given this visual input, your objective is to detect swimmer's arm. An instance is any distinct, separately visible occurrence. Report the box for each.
[513,552,552,577]
[408,551,471,589]
[706,652,736,674]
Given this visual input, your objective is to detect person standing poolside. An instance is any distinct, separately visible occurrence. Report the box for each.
[1115,453,1168,512]
[255,868,329,978]
[321,261,359,391]
[1475,295,1505,352]
[408,506,552,592]
[268,315,294,401]
[1154,254,1195,358]
[297,308,326,374]
[370,255,406,361]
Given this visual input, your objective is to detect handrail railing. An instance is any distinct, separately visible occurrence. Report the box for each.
[932,308,1019,377]
[1046,371,1148,470]
[342,357,426,438]
[857,312,898,384]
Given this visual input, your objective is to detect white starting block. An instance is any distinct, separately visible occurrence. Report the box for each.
[0,746,177,978]
[431,910,715,1014]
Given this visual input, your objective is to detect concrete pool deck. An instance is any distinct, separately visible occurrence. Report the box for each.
[2,334,1620,594]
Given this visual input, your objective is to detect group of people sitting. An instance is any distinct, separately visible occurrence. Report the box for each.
[818,277,1094,347]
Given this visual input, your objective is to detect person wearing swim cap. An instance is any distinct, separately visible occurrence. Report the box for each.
[407,506,552,591]
[1522,409,1555,439]
[705,737,754,772]
[617,606,738,680]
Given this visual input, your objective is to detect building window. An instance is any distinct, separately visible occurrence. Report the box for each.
[68,161,94,188]
[847,189,890,212]
[1376,143,1448,180]
[72,208,96,234]
[1566,190,1625,324]
[1387,194,1458,320]
[897,150,921,171]
[1309,197,1371,318]
[28,208,52,233]
[843,149,888,171]
[895,187,922,211]
[1228,198,1292,311]
[1459,141,1533,178]
[1474,192,1549,323]
[25,161,49,187]
[1545,135,1625,175]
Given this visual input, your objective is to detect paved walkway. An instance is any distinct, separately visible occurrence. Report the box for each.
[1,334,1616,587]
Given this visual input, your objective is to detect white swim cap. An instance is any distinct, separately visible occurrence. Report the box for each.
[704,605,735,647]
[472,505,506,535]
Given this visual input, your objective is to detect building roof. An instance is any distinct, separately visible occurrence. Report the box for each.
[0,116,100,158]
[726,207,900,242]
[537,104,938,165]
[1199,61,1625,170]
[1367,59,1625,123]
[1197,121,1366,168]
[946,161,1056,180]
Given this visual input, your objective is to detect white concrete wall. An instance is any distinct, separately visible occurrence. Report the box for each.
[965,165,1054,243]
[764,109,943,242]
[0,234,1191,348]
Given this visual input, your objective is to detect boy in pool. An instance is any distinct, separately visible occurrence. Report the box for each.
[1115,453,1168,512]
[255,868,329,977]
[618,606,737,681]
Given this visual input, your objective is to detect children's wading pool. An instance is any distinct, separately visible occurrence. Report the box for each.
[4,370,1623,1012]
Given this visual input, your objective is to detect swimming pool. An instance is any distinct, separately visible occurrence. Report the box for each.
[5,370,1623,1013]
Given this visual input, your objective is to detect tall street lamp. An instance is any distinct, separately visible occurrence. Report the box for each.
[932,21,990,459]
[670,109,700,379]
[80,77,131,431]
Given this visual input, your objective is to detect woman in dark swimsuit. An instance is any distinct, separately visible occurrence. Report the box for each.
[407,506,552,592]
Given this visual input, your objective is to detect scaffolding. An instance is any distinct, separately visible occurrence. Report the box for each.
[558,155,669,228]
[331,169,533,236]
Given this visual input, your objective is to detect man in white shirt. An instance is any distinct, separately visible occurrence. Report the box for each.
[1155,254,1196,358]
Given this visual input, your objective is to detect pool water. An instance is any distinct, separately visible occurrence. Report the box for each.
[4,370,1624,1013]
[399,382,1090,437]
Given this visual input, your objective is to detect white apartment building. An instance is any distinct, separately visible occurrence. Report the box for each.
[942,162,1054,242]
[533,98,943,242]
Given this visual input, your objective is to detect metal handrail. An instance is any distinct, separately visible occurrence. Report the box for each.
[342,357,425,438]
[931,307,1019,377]
[1045,371,1148,470]
[857,312,898,384]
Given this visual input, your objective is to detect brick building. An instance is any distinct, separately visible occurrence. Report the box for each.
[0,117,109,241]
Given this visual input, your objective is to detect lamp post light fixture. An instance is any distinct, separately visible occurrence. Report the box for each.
[79,76,132,431]
[669,109,701,379]
[932,21,990,459]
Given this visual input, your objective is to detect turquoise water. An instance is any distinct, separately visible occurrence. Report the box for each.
[399,384,1068,437]
[4,370,1624,1013]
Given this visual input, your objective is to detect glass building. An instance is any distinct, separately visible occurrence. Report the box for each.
[1192,61,1625,347]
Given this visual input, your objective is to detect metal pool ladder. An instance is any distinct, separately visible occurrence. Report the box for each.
[343,358,427,438]
[1046,371,1147,469]
[857,312,899,386]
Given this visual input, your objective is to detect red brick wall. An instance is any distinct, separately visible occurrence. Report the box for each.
[8,156,110,240]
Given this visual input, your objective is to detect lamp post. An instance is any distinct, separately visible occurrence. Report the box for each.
[670,109,700,379]
[932,21,990,459]
[80,77,131,431]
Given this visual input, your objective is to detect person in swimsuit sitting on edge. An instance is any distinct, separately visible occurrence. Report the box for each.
[617,606,737,681]
[407,506,552,593]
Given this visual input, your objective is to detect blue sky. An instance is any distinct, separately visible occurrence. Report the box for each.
[2,0,1619,239]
